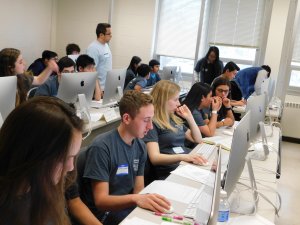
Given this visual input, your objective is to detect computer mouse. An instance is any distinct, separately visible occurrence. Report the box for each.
[222,130,234,136]
[164,205,174,214]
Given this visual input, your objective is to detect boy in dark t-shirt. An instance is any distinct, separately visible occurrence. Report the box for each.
[79,91,171,225]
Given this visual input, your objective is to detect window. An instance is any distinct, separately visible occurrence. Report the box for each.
[207,0,267,67]
[154,0,269,77]
[289,15,300,88]
[155,0,203,75]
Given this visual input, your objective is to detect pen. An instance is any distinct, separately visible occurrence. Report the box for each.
[161,216,192,225]
[152,212,184,220]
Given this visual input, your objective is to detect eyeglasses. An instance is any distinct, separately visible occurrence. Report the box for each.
[216,88,230,94]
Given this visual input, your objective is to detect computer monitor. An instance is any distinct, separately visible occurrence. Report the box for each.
[102,69,126,105]
[260,77,275,106]
[0,76,17,121]
[222,111,250,198]
[245,94,266,143]
[57,72,97,107]
[195,146,222,225]
[161,66,178,81]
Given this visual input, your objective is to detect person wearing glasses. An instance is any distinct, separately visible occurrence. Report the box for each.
[34,56,75,97]
[212,61,245,107]
[211,77,235,128]
[87,23,112,91]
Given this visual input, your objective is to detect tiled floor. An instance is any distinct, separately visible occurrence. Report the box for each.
[275,141,300,225]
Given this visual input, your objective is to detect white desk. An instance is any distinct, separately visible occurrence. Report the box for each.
[120,125,281,225]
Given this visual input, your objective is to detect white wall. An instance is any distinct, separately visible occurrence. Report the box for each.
[0,0,56,65]
[264,0,291,100]
[55,0,110,57]
[111,0,156,68]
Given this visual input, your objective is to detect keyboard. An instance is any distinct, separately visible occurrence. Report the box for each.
[184,189,211,218]
[194,143,216,159]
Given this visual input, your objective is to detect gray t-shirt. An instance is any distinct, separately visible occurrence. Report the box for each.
[192,109,207,127]
[124,76,147,91]
[81,129,146,219]
[143,119,190,179]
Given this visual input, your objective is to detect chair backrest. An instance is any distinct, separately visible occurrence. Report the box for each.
[26,87,38,100]
[76,147,89,193]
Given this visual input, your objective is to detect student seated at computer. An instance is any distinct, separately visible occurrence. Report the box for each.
[234,65,271,99]
[143,80,207,180]
[66,43,81,55]
[211,77,235,128]
[182,82,222,137]
[76,54,102,100]
[211,61,244,107]
[27,50,58,76]
[65,171,103,225]
[0,96,83,225]
[146,59,161,87]
[124,56,142,89]
[0,48,58,106]
[124,63,151,92]
[35,56,75,97]
[79,91,171,225]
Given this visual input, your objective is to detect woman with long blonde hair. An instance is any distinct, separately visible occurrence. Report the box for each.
[143,80,207,180]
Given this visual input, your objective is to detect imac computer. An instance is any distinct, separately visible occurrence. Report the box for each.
[102,69,126,105]
[194,146,222,225]
[222,111,258,214]
[161,66,182,83]
[0,76,17,122]
[245,93,269,160]
[57,72,97,107]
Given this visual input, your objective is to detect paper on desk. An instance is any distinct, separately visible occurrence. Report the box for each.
[203,135,232,151]
[140,180,198,204]
[121,217,158,225]
[171,164,215,188]
[89,111,104,122]
[228,214,274,225]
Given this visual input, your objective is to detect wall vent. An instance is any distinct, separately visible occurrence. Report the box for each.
[282,101,300,138]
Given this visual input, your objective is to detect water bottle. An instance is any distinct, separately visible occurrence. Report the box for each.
[218,190,230,223]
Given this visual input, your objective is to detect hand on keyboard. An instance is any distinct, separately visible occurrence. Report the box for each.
[181,154,208,165]
[134,193,171,213]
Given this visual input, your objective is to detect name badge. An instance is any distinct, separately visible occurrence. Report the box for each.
[116,164,129,176]
[173,147,185,154]
[104,53,110,58]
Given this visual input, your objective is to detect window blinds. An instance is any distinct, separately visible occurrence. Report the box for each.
[208,0,266,48]
[292,14,300,63]
[155,0,202,59]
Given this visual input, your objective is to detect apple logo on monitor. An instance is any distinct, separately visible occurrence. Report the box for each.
[80,80,85,87]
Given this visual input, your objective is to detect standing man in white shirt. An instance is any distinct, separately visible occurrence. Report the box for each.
[87,23,112,91]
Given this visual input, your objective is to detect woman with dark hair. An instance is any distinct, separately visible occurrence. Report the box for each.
[194,46,224,85]
[182,82,222,137]
[0,48,58,105]
[211,77,235,128]
[0,96,83,225]
[124,56,142,88]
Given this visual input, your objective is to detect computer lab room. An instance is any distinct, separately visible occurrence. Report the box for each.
[0,0,299,225]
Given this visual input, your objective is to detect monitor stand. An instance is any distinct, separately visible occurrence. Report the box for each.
[117,86,123,98]
[77,94,91,123]
[248,122,269,161]
[228,158,258,215]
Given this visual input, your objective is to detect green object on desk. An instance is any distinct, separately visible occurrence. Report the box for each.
[161,216,193,225]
